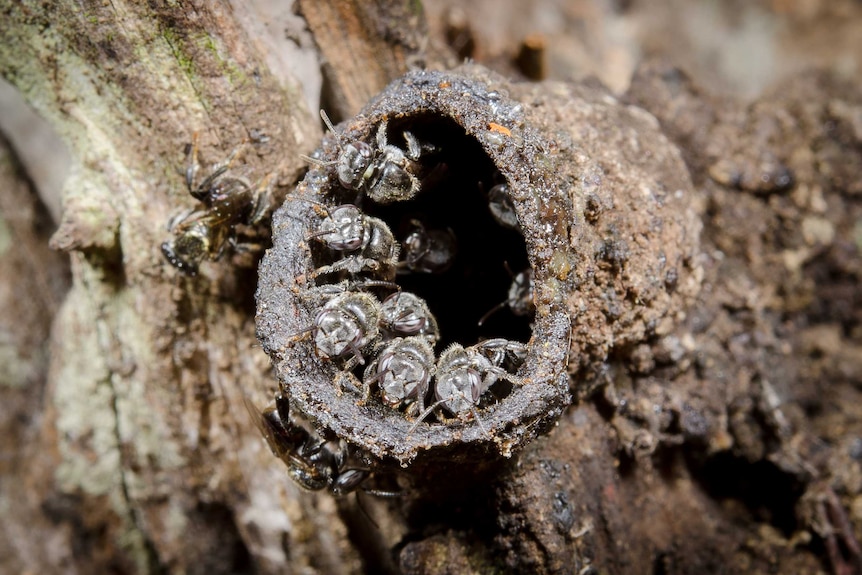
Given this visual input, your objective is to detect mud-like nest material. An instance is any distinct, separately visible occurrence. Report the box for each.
[256,65,701,468]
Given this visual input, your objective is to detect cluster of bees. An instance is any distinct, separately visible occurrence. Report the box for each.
[161,112,536,494]
[297,112,535,432]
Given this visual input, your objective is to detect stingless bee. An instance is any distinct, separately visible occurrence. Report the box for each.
[245,389,390,496]
[312,290,382,368]
[306,202,400,281]
[161,134,272,275]
[478,268,535,326]
[363,336,436,416]
[315,110,429,204]
[398,219,458,275]
[486,182,520,231]
[379,291,440,345]
[409,339,527,434]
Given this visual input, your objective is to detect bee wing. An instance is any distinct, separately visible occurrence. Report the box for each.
[242,394,288,460]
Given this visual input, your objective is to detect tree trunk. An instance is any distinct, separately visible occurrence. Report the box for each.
[2,2,862,575]
[1,1,342,573]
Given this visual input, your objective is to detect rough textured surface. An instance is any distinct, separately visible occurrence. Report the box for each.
[1,1,861,574]
[0,136,71,575]
[298,0,428,120]
[256,65,701,468]
[0,1,353,574]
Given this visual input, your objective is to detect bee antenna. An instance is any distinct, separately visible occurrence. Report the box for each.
[395,308,414,322]
[353,279,401,292]
[363,366,389,388]
[477,301,507,326]
[306,228,337,240]
[408,398,446,435]
[470,405,490,438]
[348,341,366,366]
[502,260,516,278]
[319,109,342,141]
[299,154,334,168]
[361,487,402,499]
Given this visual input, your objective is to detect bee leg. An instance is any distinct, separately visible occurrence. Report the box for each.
[403,130,422,160]
[184,131,201,193]
[248,172,275,225]
[193,139,249,200]
[331,468,370,496]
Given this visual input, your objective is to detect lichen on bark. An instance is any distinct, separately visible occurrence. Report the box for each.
[0,1,353,573]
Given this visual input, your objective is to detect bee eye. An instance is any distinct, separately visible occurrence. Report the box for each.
[336,142,374,189]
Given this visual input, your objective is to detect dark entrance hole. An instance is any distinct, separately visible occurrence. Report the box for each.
[363,114,532,350]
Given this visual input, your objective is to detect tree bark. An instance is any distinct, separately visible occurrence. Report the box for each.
[2,2,862,575]
[297,0,428,120]
[0,2,345,573]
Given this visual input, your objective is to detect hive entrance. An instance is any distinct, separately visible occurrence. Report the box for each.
[306,113,533,422]
[361,115,531,349]
[258,69,577,462]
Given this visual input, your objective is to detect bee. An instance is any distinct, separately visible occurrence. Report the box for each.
[317,110,428,204]
[486,182,520,231]
[379,291,440,345]
[307,202,399,281]
[245,390,385,496]
[311,290,382,368]
[161,134,271,275]
[473,337,528,373]
[409,340,527,435]
[398,219,458,275]
[478,268,535,326]
[363,336,436,416]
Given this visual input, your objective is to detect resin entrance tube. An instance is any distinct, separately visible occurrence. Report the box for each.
[256,65,701,467]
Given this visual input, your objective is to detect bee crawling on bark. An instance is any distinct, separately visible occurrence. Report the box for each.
[161,133,273,275]
[245,389,395,497]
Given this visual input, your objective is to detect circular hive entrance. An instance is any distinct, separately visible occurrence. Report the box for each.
[257,68,577,466]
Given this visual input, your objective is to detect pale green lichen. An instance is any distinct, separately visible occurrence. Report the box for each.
[161,27,196,80]
[52,289,124,497]
[159,26,252,112]
[194,31,250,89]
[0,342,39,389]
[111,293,186,471]
[52,265,184,573]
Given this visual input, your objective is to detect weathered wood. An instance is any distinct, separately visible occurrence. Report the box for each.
[297,0,428,120]
[0,2,355,574]
[0,135,71,575]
